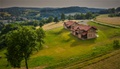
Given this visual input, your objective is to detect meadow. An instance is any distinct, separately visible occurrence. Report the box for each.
[82,49,120,69]
[95,14,120,26]
[0,21,120,69]
[31,21,120,69]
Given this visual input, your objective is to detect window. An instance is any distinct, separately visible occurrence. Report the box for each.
[89,34,92,37]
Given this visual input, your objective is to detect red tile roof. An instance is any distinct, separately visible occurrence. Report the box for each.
[64,21,97,32]
[73,24,97,31]
[64,21,76,27]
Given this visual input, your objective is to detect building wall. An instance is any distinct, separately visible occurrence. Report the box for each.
[72,31,76,35]
[78,34,81,38]
[87,29,97,39]
[63,23,67,29]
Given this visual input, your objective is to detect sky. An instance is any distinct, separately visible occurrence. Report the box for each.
[0,0,120,9]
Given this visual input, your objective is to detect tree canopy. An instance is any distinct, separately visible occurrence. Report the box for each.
[0,24,20,49]
[5,26,45,69]
[61,13,65,21]
[54,17,59,23]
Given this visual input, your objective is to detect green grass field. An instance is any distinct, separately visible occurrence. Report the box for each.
[32,21,120,69]
[82,50,120,69]
[0,21,120,69]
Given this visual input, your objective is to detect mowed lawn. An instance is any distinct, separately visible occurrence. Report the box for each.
[0,21,120,69]
[95,14,120,26]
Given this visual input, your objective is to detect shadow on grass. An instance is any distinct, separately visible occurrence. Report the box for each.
[68,34,96,47]
[49,28,67,35]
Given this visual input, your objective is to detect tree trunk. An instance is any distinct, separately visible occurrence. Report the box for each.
[25,57,28,69]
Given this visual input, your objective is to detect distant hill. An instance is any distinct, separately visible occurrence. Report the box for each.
[0,6,105,20]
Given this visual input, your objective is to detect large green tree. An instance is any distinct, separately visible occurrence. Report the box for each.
[39,21,44,27]
[47,16,54,23]
[54,17,59,23]
[61,13,65,21]
[5,26,45,69]
[108,8,116,13]
[85,12,93,19]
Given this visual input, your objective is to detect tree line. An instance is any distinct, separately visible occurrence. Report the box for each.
[108,7,120,17]
[99,7,120,17]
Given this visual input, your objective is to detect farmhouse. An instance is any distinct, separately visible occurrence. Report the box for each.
[64,21,97,39]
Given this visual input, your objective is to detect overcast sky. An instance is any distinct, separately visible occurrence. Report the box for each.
[0,0,120,9]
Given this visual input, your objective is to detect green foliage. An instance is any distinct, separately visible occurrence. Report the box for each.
[74,13,81,19]
[33,20,39,27]
[54,17,59,23]
[67,15,74,20]
[61,13,65,21]
[0,26,45,69]
[39,21,44,27]
[85,12,93,19]
[36,28,45,49]
[113,40,120,49]
[47,16,54,23]
[0,24,20,49]
[5,27,37,68]
[19,20,45,27]
[99,7,120,16]
[0,12,11,20]
[1,7,104,21]
[0,23,4,31]
[68,12,95,20]
[41,18,46,24]
[116,7,120,12]
[1,24,19,35]
[108,8,115,14]
[108,7,120,17]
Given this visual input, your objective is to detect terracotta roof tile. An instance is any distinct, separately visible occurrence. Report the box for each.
[64,21,76,27]
[64,21,97,31]
[73,24,97,31]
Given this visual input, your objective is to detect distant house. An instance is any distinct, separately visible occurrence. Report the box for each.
[63,21,78,30]
[64,21,97,39]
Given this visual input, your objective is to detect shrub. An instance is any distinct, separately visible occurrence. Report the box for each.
[113,40,120,49]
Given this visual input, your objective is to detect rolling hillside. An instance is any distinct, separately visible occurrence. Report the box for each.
[82,49,120,69]
[0,20,120,69]
[0,6,105,20]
